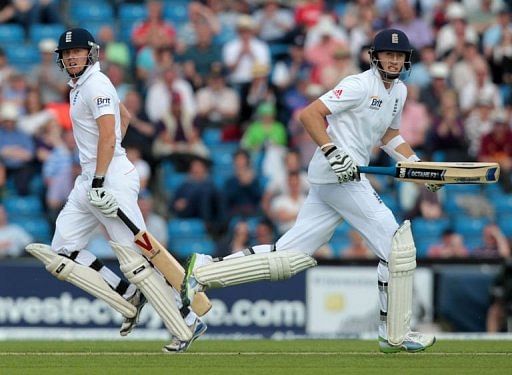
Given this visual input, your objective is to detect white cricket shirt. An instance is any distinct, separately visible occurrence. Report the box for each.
[308,69,407,184]
[68,62,125,171]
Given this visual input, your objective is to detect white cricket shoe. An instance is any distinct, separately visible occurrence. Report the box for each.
[119,289,147,336]
[379,332,436,353]
[180,253,211,307]
[162,318,208,353]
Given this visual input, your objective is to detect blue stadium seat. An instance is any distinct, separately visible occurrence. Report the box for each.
[412,217,450,238]
[168,218,207,238]
[170,238,216,258]
[492,195,512,215]
[415,237,437,258]
[431,150,446,162]
[380,193,399,213]
[463,234,483,252]
[6,44,41,68]
[454,217,489,237]
[119,3,147,23]
[29,24,65,45]
[4,196,43,217]
[202,128,222,146]
[498,213,512,237]
[163,3,189,24]
[69,3,114,23]
[20,217,51,243]
[0,24,25,46]
[163,172,187,192]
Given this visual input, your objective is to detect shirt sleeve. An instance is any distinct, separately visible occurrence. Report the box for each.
[85,80,117,119]
[319,76,366,115]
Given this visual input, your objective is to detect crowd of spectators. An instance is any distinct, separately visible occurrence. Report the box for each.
[0,0,511,262]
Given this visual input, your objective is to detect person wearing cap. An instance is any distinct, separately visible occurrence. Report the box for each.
[30,38,68,105]
[182,29,437,353]
[25,28,205,352]
[241,101,287,151]
[436,2,478,58]
[419,62,450,117]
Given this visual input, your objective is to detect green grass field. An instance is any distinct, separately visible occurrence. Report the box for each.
[1,340,511,375]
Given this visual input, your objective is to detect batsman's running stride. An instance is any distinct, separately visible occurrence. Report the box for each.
[182,29,436,353]
[25,28,206,353]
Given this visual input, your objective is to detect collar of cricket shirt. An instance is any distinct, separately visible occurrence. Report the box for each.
[67,62,101,89]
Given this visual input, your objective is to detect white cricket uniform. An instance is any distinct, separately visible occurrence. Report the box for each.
[52,62,146,254]
[275,69,408,339]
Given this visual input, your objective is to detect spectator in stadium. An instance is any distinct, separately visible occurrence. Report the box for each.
[105,63,132,102]
[171,157,219,225]
[341,229,375,259]
[427,229,469,258]
[121,90,158,163]
[343,0,379,58]
[222,14,270,123]
[319,45,360,90]
[138,190,168,248]
[253,0,295,45]
[152,90,208,172]
[97,25,131,69]
[0,161,5,199]
[426,89,469,162]
[419,62,450,118]
[0,103,34,196]
[135,29,174,87]
[176,23,222,86]
[399,85,430,152]
[195,63,240,135]
[0,48,14,88]
[483,7,512,58]
[408,44,436,89]
[450,41,481,95]
[294,0,324,29]
[42,126,76,226]
[17,88,56,136]
[217,219,251,255]
[478,110,512,192]
[177,1,221,48]
[2,71,29,115]
[241,102,287,152]
[0,204,33,258]
[223,149,262,219]
[473,224,511,259]
[389,0,433,51]
[145,64,196,124]
[404,185,443,221]
[489,24,512,105]
[486,258,512,332]
[269,171,306,235]
[131,0,177,51]
[459,58,502,115]
[436,2,478,59]
[246,63,272,114]
[465,96,495,160]
[30,38,68,105]
[253,217,277,245]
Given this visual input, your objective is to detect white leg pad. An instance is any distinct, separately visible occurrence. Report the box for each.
[26,243,137,318]
[387,220,416,346]
[110,241,192,341]
[194,250,316,289]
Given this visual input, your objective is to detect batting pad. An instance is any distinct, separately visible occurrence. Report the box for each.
[26,243,137,318]
[195,250,317,288]
[387,221,416,346]
[110,241,192,341]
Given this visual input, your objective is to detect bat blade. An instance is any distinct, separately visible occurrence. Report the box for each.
[359,162,500,184]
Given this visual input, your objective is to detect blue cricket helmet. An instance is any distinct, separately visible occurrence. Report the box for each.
[370,29,413,68]
[55,28,100,77]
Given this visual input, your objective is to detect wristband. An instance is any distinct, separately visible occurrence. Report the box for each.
[92,176,105,188]
[320,142,335,152]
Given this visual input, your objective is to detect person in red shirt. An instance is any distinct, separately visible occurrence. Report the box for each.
[131,0,176,50]
[479,110,512,192]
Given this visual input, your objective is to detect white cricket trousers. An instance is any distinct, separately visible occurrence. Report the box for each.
[276,180,399,339]
[52,155,146,254]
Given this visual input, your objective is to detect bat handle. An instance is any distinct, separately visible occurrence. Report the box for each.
[117,208,140,235]
[357,166,396,177]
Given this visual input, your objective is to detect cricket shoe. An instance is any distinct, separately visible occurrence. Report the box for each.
[180,253,211,308]
[379,332,436,353]
[120,289,147,336]
[162,318,208,353]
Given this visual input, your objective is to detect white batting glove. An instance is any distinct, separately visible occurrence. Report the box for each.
[425,183,443,193]
[323,145,359,183]
[88,176,118,218]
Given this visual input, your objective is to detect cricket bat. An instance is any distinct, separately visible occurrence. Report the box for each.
[117,209,212,316]
[358,161,500,184]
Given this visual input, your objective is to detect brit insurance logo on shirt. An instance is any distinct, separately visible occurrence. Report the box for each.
[369,96,382,110]
[94,96,111,109]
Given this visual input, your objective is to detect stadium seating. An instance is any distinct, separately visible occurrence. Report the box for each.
[0,24,24,46]
[3,195,43,218]
[163,3,189,24]
[69,2,114,24]
[29,24,65,45]
[202,128,223,146]
[168,218,207,238]
[5,44,41,71]
[453,217,490,237]
[169,237,216,258]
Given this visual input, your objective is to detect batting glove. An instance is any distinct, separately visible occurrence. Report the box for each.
[323,145,359,183]
[88,176,119,218]
[425,183,443,193]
